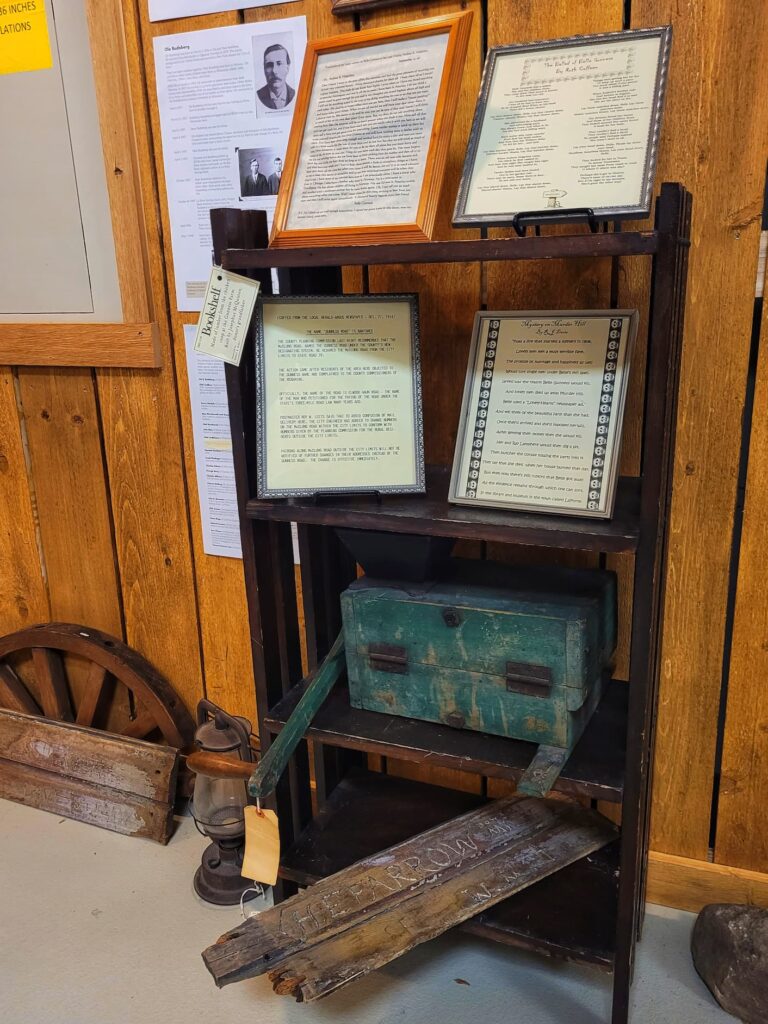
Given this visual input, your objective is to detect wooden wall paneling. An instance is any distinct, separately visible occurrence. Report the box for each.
[15,370,122,634]
[715,295,768,871]
[629,0,768,861]
[648,850,768,913]
[88,0,205,717]
[0,325,161,369]
[359,1,484,468]
[138,6,255,724]
[0,372,49,633]
[14,368,130,724]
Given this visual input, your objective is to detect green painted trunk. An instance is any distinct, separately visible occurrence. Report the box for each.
[342,560,616,752]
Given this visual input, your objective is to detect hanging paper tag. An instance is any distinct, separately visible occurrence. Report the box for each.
[242,804,280,886]
[193,265,260,365]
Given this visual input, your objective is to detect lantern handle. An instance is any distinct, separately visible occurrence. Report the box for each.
[186,750,253,779]
[196,698,253,762]
[248,631,346,802]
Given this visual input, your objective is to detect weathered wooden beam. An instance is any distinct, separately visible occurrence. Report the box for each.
[0,709,179,842]
[203,796,615,992]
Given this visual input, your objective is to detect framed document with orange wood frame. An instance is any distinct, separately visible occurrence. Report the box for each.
[269,12,472,248]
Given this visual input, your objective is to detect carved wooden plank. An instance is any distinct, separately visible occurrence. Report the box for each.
[0,708,178,842]
[272,806,614,1001]
[203,797,615,988]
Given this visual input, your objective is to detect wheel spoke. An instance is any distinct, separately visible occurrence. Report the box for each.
[31,647,74,721]
[122,709,158,740]
[0,663,41,716]
[75,662,112,728]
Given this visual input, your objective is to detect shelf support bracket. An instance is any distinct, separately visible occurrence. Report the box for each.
[517,744,571,798]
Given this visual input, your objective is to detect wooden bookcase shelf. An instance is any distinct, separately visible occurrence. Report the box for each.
[212,182,692,1024]
[246,467,641,553]
[279,770,618,970]
[219,228,658,270]
[264,677,628,803]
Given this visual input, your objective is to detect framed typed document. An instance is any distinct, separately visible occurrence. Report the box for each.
[255,295,424,498]
[449,311,638,519]
[453,26,672,227]
[270,13,473,247]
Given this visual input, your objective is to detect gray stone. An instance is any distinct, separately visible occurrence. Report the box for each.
[691,903,768,1023]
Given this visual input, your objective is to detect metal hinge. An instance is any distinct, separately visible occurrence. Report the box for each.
[368,643,408,674]
[506,662,553,698]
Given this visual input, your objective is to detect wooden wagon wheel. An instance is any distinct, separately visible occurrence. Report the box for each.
[0,622,195,751]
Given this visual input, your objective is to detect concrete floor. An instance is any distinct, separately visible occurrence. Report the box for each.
[0,801,734,1024]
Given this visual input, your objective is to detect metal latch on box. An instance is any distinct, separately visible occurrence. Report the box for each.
[368,643,408,674]
[505,662,553,698]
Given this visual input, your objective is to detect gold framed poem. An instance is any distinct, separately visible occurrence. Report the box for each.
[256,295,424,498]
[449,311,638,518]
[453,26,672,228]
[269,13,473,247]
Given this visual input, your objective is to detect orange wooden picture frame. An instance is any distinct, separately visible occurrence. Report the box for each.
[270,12,473,249]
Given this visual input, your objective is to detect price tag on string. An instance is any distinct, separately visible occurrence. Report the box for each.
[193,265,260,365]
[242,803,280,886]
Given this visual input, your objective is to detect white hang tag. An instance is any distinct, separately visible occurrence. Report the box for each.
[193,265,260,365]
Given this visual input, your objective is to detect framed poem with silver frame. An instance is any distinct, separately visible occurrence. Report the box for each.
[449,310,638,519]
[255,294,425,498]
[453,26,672,228]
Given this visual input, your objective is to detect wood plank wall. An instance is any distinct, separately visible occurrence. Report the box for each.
[1,0,767,893]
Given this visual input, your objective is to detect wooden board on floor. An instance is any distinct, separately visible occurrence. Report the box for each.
[0,708,179,842]
[203,796,615,996]
[648,850,768,914]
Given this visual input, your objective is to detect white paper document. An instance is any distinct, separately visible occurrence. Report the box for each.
[450,312,636,518]
[149,1,297,22]
[185,326,242,557]
[286,32,448,231]
[459,32,666,220]
[185,325,300,561]
[154,16,306,310]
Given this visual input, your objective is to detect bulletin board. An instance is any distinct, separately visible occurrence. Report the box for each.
[0,0,160,366]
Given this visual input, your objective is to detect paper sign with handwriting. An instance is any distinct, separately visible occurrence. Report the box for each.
[194,266,260,365]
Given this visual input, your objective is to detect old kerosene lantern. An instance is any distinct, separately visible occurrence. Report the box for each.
[191,699,256,905]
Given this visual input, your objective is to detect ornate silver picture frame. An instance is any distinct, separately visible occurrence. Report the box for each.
[453,26,672,228]
[449,310,638,519]
[255,294,425,498]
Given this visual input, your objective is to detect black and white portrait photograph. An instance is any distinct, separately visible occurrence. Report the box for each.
[253,33,296,114]
[236,147,284,199]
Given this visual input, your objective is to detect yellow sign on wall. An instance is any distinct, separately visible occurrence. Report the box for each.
[0,0,52,75]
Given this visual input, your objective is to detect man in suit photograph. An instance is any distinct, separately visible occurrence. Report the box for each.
[242,158,269,197]
[257,44,295,111]
[268,157,283,195]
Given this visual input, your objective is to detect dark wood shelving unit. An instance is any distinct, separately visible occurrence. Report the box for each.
[212,182,691,1024]
[279,770,619,970]
[264,677,628,803]
[246,466,641,552]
